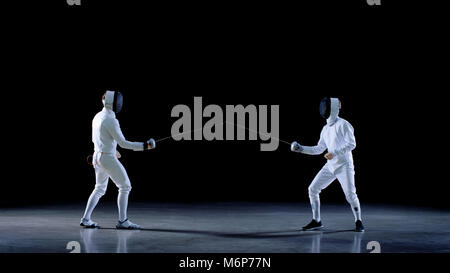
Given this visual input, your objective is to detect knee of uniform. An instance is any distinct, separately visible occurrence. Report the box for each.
[345,192,358,204]
[119,184,132,193]
[94,187,106,196]
[308,185,320,198]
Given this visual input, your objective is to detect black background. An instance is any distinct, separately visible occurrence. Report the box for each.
[3,1,447,209]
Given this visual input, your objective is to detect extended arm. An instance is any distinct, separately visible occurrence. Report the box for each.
[299,138,327,155]
[107,119,146,151]
[291,129,327,155]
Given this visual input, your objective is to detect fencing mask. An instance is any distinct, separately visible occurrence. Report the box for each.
[319,97,340,125]
[104,90,123,113]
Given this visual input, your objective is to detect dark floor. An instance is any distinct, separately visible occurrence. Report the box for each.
[0,202,449,253]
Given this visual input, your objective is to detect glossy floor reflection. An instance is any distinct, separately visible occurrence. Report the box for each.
[0,202,449,253]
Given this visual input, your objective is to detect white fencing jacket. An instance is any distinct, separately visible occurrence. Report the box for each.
[92,107,144,153]
[300,99,356,172]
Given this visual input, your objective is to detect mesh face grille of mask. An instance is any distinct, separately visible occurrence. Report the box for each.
[113,91,123,113]
[319,97,331,118]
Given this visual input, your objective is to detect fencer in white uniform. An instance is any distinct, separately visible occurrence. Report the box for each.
[291,97,364,232]
[81,91,156,230]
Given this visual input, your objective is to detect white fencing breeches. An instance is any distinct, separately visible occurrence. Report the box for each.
[82,152,132,222]
[308,164,361,222]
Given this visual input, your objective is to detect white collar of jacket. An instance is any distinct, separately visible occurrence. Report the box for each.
[326,97,340,126]
[102,107,116,118]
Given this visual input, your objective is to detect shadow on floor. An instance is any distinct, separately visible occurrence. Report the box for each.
[98,227,356,239]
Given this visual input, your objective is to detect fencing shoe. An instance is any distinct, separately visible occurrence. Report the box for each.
[302,219,323,231]
[116,219,141,230]
[80,218,99,228]
[355,220,365,232]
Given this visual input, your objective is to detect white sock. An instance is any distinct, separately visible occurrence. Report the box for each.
[311,199,321,222]
[118,191,129,222]
[349,200,362,222]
